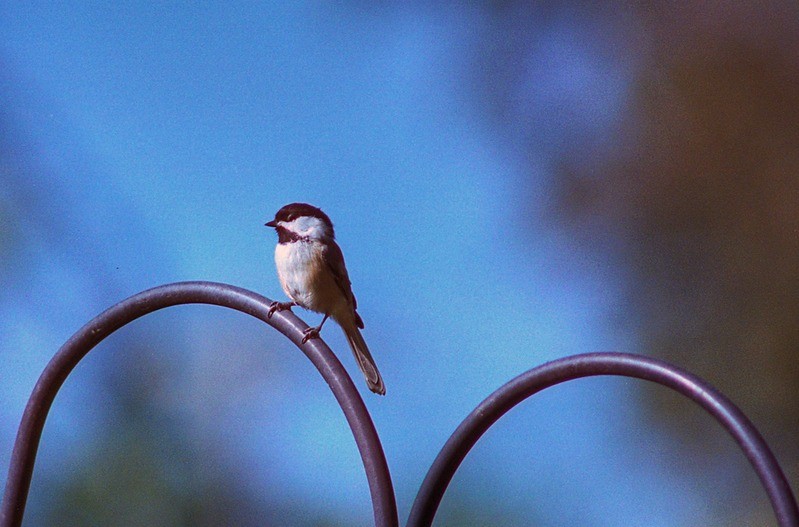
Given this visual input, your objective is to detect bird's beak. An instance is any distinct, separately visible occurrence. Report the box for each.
[265,220,277,228]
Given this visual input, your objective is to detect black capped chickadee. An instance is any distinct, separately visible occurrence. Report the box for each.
[265,203,385,395]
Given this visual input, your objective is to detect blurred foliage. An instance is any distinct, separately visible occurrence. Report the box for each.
[560,39,799,448]
[555,0,799,451]
[436,495,536,527]
[469,0,799,523]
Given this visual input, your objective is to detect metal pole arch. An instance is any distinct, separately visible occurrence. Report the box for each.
[0,281,398,527]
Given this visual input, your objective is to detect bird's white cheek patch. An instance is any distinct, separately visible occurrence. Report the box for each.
[280,217,329,238]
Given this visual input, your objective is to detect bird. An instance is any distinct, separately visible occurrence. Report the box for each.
[264,202,385,395]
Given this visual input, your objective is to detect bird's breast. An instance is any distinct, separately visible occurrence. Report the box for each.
[274,241,343,314]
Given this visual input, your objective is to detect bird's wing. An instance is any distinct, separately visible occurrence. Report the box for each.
[322,239,363,327]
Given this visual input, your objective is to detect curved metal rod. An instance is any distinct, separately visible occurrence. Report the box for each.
[407,352,799,527]
[0,281,398,527]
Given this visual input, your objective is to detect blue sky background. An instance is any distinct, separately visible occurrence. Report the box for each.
[0,3,756,525]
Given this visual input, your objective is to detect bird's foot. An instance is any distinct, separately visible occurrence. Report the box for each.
[301,326,321,344]
[267,301,294,319]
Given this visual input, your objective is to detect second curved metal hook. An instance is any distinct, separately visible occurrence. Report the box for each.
[407,352,799,527]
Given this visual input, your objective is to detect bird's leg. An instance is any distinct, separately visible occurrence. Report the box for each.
[302,314,329,343]
[267,301,295,318]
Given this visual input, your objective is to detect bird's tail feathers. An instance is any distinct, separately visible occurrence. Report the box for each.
[343,325,385,395]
